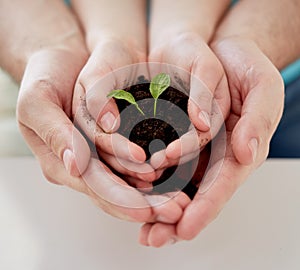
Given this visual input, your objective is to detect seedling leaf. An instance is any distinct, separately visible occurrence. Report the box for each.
[150,73,171,116]
[150,73,171,99]
[107,89,136,104]
[107,89,145,115]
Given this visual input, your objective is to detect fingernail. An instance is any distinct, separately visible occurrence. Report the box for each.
[198,111,211,128]
[248,138,258,162]
[100,111,116,133]
[63,149,74,175]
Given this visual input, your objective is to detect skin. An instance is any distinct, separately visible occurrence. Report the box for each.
[2,0,299,247]
[140,0,300,247]
[97,0,232,187]
[71,0,160,182]
[147,0,231,176]
[1,0,185,224]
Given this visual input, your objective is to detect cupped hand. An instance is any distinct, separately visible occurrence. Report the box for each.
[72,37,161,186]
[17,48,90,180]
[139,36,284,247]
[148,32,230,173]
[17,47,187,224]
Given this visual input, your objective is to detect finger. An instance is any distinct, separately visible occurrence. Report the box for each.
[145,194,183,224]
[150,148,199,170]
[139,223,152,246]
[188,57,229,133]
[81,158,154,222]
[97,133,146,163]
[76,43,148,133]
[231,71,284,165]
[176,118,251,240]
[19,123,91,193]
[212,38,284,166]
[100,152,156,182]
[73,92,146,163]
[147,223,177,247]
[17,51,90,177]
[20,126,153,222]
[188,71,213,131]
[164,191,191,210]
[17,96,90,177]
[165,129,201,160]
[150,35,229,134]
[126,176,153,192]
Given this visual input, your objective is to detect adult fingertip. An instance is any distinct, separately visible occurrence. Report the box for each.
[165,141,180,159]
[232,135,259,166]
[139,224,151,246]
[149,150,165,169]
[176,203,207,240]
[129,142,146,163]
[100,111,118,133]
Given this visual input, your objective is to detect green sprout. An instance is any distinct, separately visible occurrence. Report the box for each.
[107,73,171,117]
[107,89,145,116]
[150,73,170,117]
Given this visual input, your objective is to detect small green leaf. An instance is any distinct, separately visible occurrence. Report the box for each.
[107,89,145,116]
[107,89,136,104]
[149,73,171,117]
[150,73,171,99]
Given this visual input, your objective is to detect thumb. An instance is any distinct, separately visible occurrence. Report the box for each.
[18,96,90,177]
[17,50,90,176]
[231,74,284,166]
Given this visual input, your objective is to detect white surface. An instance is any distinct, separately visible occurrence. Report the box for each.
[0,158,300,270]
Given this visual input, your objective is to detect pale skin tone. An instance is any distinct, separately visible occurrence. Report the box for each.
[139,0,300,246]
[1,0,300,247]
[0,0,187,225]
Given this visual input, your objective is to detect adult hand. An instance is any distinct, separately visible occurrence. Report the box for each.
[72,38,159,189]
[18,47,188,224]
[71,0,159,188]
[6,0,178,224]
[148,32,230,178]
[139,37,284,246]
[146,0,231,175]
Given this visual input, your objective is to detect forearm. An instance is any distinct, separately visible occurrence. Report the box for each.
[212,0,300,69]
[149,0,231,49]
[71,0,147,56]
[0,0,86,82]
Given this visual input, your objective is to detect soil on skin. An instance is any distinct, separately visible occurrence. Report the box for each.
[114,77,210,199]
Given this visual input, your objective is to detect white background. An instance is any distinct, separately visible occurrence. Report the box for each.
[1,158,299,270]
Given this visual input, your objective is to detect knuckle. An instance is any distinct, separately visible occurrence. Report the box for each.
[42,126,58,151]
[41,123,71,158]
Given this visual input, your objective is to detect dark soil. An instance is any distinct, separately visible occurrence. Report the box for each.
[113,76,210,199]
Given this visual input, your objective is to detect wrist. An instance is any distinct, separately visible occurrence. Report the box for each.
[3,34,88,83]
[87,33,147,63]
[0,1,87,83]
[212,0,300,70]
[150,0,231,49]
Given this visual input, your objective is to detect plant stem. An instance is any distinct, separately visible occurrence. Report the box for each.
[154,99,157,117]
[135,104,145,116]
